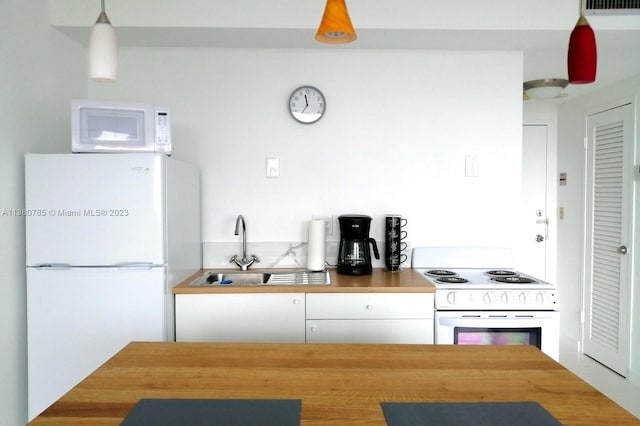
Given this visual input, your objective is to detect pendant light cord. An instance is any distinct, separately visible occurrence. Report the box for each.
[96,0,111,24]
[576,0,589,27]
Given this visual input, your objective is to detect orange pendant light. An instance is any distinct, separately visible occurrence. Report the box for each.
[567,0,597,84]
[316,0,357,44]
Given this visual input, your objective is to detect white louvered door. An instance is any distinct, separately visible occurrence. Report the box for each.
[583,103,634,377]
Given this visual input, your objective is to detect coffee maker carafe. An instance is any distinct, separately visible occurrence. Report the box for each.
[337,215,380,275]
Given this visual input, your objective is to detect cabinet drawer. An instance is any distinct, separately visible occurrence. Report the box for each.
[306,293,433,319]
[306,319,433,344]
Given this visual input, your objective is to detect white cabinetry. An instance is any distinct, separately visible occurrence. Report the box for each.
[175,293,305,343]
[306,293,434,344]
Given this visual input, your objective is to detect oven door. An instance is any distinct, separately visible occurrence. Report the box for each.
[435,311,559,361]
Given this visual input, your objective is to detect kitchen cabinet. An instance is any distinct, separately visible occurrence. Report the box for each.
[175,292,434,344]
[175,293,305,343]
[306,293,434,344]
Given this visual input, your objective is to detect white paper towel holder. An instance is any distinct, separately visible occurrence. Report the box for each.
[307,219,326,272]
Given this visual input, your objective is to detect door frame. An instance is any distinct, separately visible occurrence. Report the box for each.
[521,120,558,285]
[521,124,551,280]
[581,96,637,377]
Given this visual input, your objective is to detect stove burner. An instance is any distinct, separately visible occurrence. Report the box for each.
[491,276,537,284]
[436,276,469,284]
[485,270,519,278]
[425,269,457,277]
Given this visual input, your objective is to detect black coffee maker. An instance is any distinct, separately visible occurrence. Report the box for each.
[337,215,380,275]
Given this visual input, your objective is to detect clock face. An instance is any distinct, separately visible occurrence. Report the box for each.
[288,86,326,124]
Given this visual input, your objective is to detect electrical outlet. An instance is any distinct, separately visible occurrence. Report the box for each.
[465,155,479,177]
[326,216,333,236]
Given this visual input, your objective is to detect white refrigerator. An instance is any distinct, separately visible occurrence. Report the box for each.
[25,153,201,420]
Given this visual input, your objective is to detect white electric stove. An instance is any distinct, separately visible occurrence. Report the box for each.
[420,267,559,310]
[412,247,560,360]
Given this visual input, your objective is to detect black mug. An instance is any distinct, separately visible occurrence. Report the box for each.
[384,215,408,271]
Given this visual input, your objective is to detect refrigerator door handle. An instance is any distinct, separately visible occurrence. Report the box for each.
[32,263,156,270]
[34,264,72,270]
[115,262,156,270]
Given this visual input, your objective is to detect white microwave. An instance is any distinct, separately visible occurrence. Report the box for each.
[71,100,171,154]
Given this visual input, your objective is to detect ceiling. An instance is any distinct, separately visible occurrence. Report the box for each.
[50,0,640,103]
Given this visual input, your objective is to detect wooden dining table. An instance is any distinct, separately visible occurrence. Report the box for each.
[29,342,640,425]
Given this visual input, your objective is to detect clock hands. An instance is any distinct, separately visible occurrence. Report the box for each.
[302,94,309,113]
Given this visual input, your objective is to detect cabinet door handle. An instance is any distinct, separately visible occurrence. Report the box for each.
[366,304,373,310]
[309,326,318,332]
[292,298,301,304]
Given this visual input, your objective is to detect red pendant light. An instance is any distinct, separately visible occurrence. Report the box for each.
[567,0,597,84]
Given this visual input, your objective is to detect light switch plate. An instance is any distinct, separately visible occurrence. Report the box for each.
[465,155,479,177]
[266,157,279,178]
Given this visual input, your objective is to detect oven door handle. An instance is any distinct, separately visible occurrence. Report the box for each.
[438,315,553,327]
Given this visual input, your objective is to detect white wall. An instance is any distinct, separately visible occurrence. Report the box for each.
[557,75,640,383]
[0,2,86,424]
[89,48,524,263]
[2,2,635,422]
[1,10,524,422]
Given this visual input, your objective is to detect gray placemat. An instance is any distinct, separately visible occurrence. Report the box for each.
[120,398,302,426]
[381,401,562,426]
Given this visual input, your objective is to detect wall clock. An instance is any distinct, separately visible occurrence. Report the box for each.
[288,85,326,124]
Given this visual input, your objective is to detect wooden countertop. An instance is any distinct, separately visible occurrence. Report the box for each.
[30,342,639,425]
[172,268,435,294]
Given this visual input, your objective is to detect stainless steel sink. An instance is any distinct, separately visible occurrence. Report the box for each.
[210,272,268,285]
[190,270,331,286]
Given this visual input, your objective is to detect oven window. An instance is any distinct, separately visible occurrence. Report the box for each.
[454,327,541,349]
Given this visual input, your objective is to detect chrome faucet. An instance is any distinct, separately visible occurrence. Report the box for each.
[229,215,259,270]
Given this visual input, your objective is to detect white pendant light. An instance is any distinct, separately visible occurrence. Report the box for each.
[89,0,117,82]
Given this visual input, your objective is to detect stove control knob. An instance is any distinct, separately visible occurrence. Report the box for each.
[447,292,456,305]
[536,292,544,304]
[519,292,527,304]
[483,292,492,304]
[501,292,509,304]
